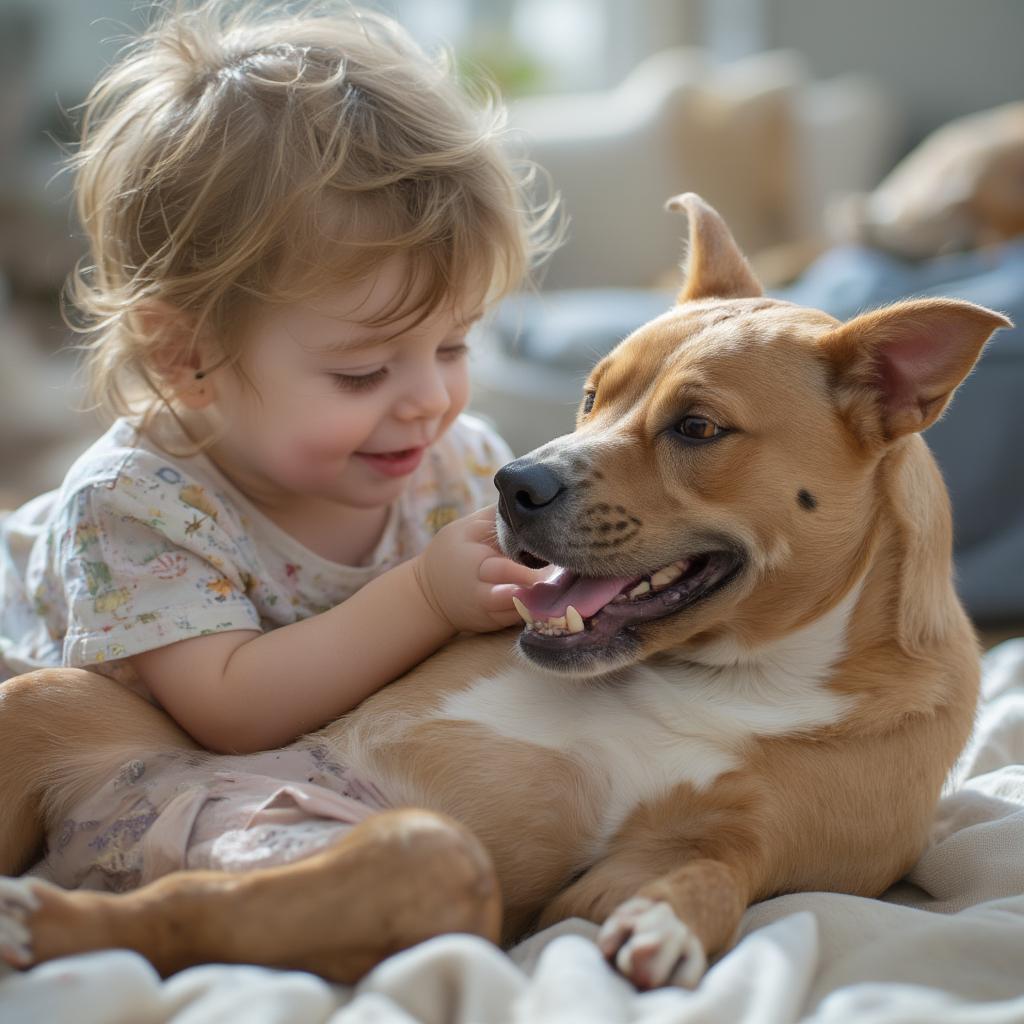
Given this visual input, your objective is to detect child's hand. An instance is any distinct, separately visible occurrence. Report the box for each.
[413,505,549,633]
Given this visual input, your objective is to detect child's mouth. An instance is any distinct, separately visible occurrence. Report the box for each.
[355,446,426,478]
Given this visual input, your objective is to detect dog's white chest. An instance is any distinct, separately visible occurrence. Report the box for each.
[438,589,859,846]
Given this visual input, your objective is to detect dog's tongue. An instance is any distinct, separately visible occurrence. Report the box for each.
[514,568,639,619]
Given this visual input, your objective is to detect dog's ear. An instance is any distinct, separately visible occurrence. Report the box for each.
[667,193,763,302]
[821,298,1012,444]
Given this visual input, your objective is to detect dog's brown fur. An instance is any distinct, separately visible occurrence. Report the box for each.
[0,195,1010,988]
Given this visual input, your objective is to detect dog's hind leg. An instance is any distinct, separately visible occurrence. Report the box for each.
[0,808,501,981]
[0,668,197,875]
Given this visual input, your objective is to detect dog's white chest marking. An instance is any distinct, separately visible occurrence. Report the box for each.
[438,585,860,846]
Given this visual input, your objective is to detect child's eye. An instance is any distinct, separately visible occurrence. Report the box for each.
[330,368,388,392]
[438,344,469,362]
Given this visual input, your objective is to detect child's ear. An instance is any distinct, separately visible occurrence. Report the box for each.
[130,301,215,410]
[819,298,1012,446]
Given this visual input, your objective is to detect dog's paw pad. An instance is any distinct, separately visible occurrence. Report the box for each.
[598,896,707,989]
[0,877,43,968]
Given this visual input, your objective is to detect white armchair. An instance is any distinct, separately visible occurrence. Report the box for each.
[508,46,898,291]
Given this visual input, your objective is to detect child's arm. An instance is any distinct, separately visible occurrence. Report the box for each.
[130,506,540,753]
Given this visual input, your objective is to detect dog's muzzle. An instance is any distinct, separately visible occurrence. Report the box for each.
[492,454,746,675]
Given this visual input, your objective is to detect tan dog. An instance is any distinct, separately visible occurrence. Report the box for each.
[0,194,1011,990]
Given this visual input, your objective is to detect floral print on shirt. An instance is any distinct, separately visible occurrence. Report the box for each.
[0,414,512,687]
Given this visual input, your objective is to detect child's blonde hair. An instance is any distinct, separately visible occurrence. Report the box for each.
[67,0,559,428]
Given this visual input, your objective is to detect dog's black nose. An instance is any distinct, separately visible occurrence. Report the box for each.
[494,461,566,531]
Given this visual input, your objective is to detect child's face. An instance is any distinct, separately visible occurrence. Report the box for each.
[204,259,475,512]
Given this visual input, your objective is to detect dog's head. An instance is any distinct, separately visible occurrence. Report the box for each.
[495,193,1011,675]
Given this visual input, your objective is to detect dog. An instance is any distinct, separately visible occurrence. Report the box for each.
[0,194,1011,990]
[831,101,1024,259]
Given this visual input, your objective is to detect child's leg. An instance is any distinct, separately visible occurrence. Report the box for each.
[1,807,501,981]
[0,668,198,875]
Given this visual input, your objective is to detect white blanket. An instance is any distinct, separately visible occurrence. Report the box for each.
[3,640,1024,1023]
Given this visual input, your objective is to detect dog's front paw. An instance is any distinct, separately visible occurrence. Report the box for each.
[598,896,707,989]
[0,877,44,969]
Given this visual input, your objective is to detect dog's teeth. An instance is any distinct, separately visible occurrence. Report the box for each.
[566,606,585,634]
[535,618,570,636]
[651,564,684,589]
[628,581,651,599]
[536,618,561,635]
[512,596,533,625]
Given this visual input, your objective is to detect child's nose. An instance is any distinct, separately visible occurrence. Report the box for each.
[394,364,450,421]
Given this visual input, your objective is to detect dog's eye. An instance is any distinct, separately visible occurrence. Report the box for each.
[582,391,596,414]
[678,416,723,441]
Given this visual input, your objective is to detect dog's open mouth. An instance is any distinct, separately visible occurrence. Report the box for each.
[510,550,743,656]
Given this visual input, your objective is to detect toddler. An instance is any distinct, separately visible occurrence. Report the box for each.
[0,0,558,756]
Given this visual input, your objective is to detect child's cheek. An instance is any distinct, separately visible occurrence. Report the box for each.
[284,432,360,478]
[448,367,471,415]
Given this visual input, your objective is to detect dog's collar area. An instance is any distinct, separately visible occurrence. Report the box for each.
[511,551,744,665]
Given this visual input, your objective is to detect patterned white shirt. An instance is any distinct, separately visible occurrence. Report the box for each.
[0,413,511,691]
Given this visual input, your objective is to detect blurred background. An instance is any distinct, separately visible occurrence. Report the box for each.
[1,0,1023,635]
